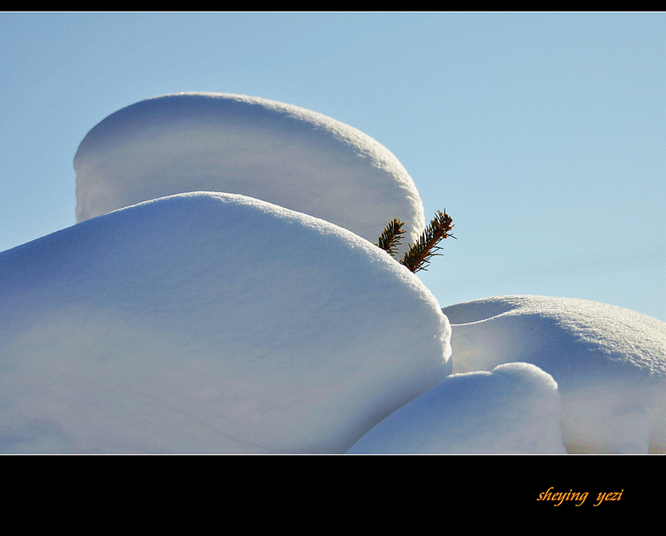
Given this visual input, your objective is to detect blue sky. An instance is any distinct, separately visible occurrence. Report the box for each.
[1,12,664,321]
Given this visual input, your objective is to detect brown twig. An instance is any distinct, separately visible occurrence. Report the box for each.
[400,210,455,273]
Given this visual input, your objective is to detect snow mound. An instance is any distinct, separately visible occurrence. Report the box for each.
[74,92,425,255]
[0,192,451,454]
[347,362,566,454]
[441,295,666,453]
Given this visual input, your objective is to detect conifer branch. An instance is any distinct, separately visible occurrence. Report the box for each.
[375,218,406,259]
[400,210,455,273]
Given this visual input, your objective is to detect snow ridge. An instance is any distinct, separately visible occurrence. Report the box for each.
[0,192,450,453]
[442,295,666,453]
[74,92,425,256]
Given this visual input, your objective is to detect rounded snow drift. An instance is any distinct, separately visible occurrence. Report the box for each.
[74,92,425,255]
[347,362,566,454]
[442,295,666,453]
[0,192,450,453]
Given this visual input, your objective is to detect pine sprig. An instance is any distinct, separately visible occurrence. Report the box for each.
[375,218,406,258]
[399,210,455,273]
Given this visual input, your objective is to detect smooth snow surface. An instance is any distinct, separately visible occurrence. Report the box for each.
[442,295,666,453]
[347,362,566,454]
[74,92,425,255]
[0,192,451,453]
[6,88,664,454]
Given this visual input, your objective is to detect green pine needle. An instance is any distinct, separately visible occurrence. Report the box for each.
[375,218,406,258]
[400,210,455,273]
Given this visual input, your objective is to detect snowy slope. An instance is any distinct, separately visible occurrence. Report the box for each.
[442,295,666,453]
[0,192,451,453]
[4,88,664,454]
[347,362,566,454]
[74,92,425,256]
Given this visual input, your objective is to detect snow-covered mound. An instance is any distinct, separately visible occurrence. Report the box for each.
[441,295,666,453]
[0,192,451,454]
[347,362,566,454]
[74,92,425,255]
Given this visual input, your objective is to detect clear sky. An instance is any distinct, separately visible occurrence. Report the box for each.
[1,12,664,321]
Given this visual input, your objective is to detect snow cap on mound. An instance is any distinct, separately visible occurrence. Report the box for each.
[74,92,425,255]
[442,295,666,453]
[347,362,566,454]
[0,192,450,454]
